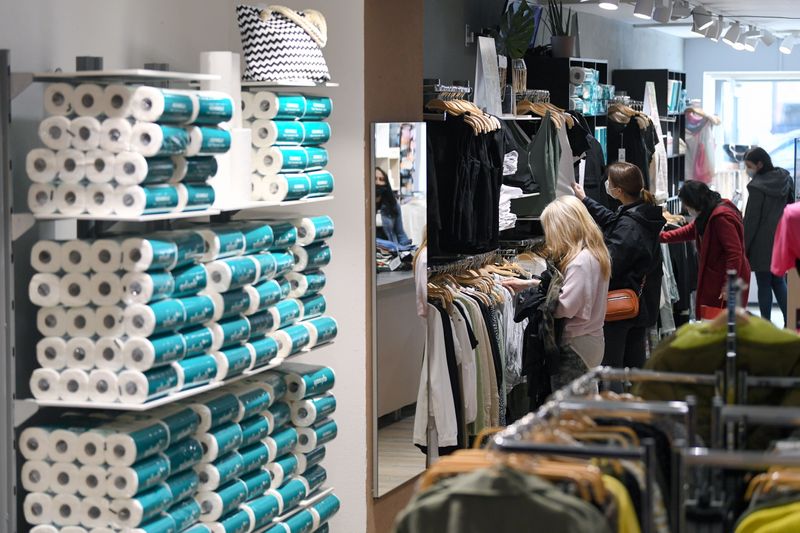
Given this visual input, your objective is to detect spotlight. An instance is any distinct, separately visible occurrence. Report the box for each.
[744,38,758,52]
[598,0,619,10]
[722,22,741,46]
[761,31,777,47]
[652,0,672,23]
[671,0,692,19]
[634,0,655,20]
[743,25,762,38]
[780,36,795,55]
[733,33,747,51]
[692,7,714,31]
[707,16,723,42]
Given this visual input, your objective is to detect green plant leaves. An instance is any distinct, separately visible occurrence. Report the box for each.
[547,0,573,37]
[500,1,538,59]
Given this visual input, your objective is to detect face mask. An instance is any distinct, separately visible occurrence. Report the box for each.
[687,207,699,218]
[746,168,756,178]
[605,181,614,196]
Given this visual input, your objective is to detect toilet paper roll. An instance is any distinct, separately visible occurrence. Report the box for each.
[253,146,308,175]
[252,92,306,120]
[49,427,82,463]
[570,66,593,85]
[173,264,208,298]
[241,91,255,120]
[90,272,123,306]
[37,337,67,369]
[305,316,338,348]
[124,299,187,337]
[214,344,255,381]
[55,183,88,216]
[248,335,279,369]
[106,419,170,466]
[232,221,275,254]
[260,173,311,203]
[238,440,272,477]
[172,155,219,182]
[267,453,299,490]
[309,494,340,529]
[44,83,74,115]
[206,256,260,292]
[268,475,307,515]
[22,460,52,493]
[30,368,61,400]
[30,272,62,306]
[38,306,68,337]
[194,92,235,125]
[88,369,120,403]
[131,123,190,157]
[27,148,59,183]
[268,299,302,331]
[290,393,336,427]
[65,306,96,338]
[56,148,87,183]
[24,492,54,525]
[198,228,246,262]
[58,368,91,401]
[244,279,283,314]
[295,419,337,453]
[292,242,331,272]
[20,427,52,461]
[114,152,172,186]
[182,327,215,357]
[39,116,73,150]
[131,87,195,123]
[241,492,281,530]
[199,422,243,463]
[72,83,105,116]
[190,393,241,433]
[239,414,271,448]
[182,294,217,327]
[62,239,92,273]
[30,527,60,533]
[81,496,111,528]
[299,294,326,320]
[263,401,291,433]
[95,337,125,371]
[252,252,278,282]
[251,172,267,201]
[111,483,173,528]
[60,273,92,306]
[124,333,188,371]
[233,382,273,420]
[304,147,328,170]
[84,149,116,183]
[103,84,133,118]
[285,271,326,299]
[168,498,203,532]
[271,324,311,359]
[247,310,276,340]
[107,456,170,499]
[251,119,304,148]
[114,185,180,216]
[96,305,124,337]
[294,215,334,246]
[176,183,215,212]
[173,355,218,389]
[186,126,232,156]
[302,121,331,145]
[50,461,81,494]
[255,372,288,403]
[303,96,333,119]
[283,365,335,401]
[90,239,123,273]
[100,117,133,153]
[121,236,179,272]
[86,182,115,216]
[305,170,334,197]
[28,183,57,215]
[69,116,102,151]
[31,239,62,273]
[209,316,252,352]
[299,446,326,474]
[122,271,175,304]
[198,480,249,523]
[76,430,109,467]
[240,468,272,501]
[208,288,251,321]
[118,366,180,405]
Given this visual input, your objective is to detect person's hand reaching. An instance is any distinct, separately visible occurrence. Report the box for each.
[501,278,540,294]
[572,182,586,200]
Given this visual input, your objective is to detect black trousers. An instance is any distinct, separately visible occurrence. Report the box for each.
[602,321,647,393]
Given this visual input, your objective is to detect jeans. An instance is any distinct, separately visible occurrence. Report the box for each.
[380,211,412,246]
[601,322,647,393]
[754,271,787,326]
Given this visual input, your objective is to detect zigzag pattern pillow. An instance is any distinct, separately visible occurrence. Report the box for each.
[237,5,331,83]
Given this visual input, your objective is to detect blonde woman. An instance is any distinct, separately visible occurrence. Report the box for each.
[503,196,611,368]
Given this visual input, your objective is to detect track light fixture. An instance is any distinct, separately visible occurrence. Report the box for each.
[733,33,746,51]
[744,38,758,52]
[598,0,619,10]
[707,16,723,42]
[671,0,692,20]
[652,0,672,24]
[722,22,741,47]
[761,31,777,47]
[692,7,713,31]
[743,25,762,38]
[633,0,655,20]
[780,35,795,55]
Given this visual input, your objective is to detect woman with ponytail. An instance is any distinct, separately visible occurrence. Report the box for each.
[573,162,666,380]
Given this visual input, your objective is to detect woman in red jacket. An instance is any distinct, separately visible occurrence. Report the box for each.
[661,181,750,317]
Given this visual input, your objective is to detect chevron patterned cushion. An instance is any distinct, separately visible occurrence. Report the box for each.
[237,5,331,83]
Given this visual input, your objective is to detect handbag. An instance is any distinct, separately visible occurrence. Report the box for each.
[236,5,331,83]
[605,276,645,323]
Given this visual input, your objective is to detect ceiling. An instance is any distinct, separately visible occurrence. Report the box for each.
[562,1,800,39]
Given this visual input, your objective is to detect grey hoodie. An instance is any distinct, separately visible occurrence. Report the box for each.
[744,167,795,271]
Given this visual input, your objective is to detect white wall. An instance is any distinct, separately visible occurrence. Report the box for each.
[0,1,367,531]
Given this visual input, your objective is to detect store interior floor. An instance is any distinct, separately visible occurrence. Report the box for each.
[377,415,426,496]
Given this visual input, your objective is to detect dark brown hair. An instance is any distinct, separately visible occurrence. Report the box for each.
[607,162,655,205]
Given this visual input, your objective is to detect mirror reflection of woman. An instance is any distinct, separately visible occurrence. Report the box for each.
[376,166,412,246]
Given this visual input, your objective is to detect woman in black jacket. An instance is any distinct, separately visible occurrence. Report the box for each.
[573,162,666,379]
[743,147,794,325]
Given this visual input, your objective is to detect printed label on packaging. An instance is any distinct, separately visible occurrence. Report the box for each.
[218,316,252,347]
[238,388,272,420]
[253,253,278,280]
[284,175,312,200]
[150,299,187,331]
[182,295,216,326]
[165,470,199,502]
[240,441,271,470]
[172,264,207,297]
[162,408,201,443]
[142,157,176,185]
[220,289,251,318]
[143,186,180,211]
[303,464,327,492]
[164,437,203,473]
[169,498,202,530]
[245,494,281,528]
[241,469,272,498]
[144,366,180,398]
[213,451,245,486]
[184,184,215,208]
[183,156,218,181]
[219,345,254,376]
[300,295,326,319]
[303,122,331,144]
[199,127,232,153]
[196,95,234,124]
[149,334,188,365]
[161,92,195,123]
[273,252,296,276]
[158,125,190,155]
[182,328,215,358]
[240,415,271,446]
[307,171,334,195]
[132,454,171,491]
[254,280,283,308]
[210,423,244,457]
[176,355,217,387]
[274,95,307,120]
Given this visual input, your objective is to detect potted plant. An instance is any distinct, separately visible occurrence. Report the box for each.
[497,1,541,92]
[548,0,576,58]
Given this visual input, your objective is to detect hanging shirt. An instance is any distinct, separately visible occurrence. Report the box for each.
[685,110,716,184]
[556,124,576,197]
[771,203,800,276]
[448,303,478,425]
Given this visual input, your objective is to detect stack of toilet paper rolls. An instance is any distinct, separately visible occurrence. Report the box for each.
[241,91,335,203]
[19,366,339,532]
[28,216,338,405]
[28,83,236,217]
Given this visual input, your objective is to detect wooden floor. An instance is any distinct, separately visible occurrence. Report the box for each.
[377,416,427,496]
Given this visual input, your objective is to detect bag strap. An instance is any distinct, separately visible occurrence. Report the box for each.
[262,5,328,48]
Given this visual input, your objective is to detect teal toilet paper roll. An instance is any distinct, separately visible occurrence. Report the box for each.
[117,185,181,215]
[306,171,334,197]
[259,372,288,402]
[290,392,336,427]
[249,335,280,368]
[122,270,175,305]
[277,277,292,299]
[118,365,181,405]
[285,271,326,299]
[166,469,200,502]
[269,222,298,249]
[239,441,272,475]
[309,494,340,530]
[305,316,338,348]
[241,468,272,498]
[191,393,241,432]
[107,453,170,498]
[210,316,252,351]
[164,437,203,475]
[186,126,232,156]
[198,478,248,522]
[252,252,278,281]
[173,156,219,183]
[235,384,273,421]
[299,446,326,474]
[127,510,176,533]
[248,310,277,338]
[264,426,298,460]
[273,252,296,277]
[200,422,243,463]
[181,294,217,327]
[124,333,187,371]
[198,450,245,491]
[131,87,195,124]
[272,147,309,172]
[214,344,255,380]
[282,365,335,401]
[174,355,218,388]
[269,299,302,330]
[194,93,235,125]
[122,235,179,272]
[133,156,176,186]
[291,242,331,272]
[265,401,291,431]
[180,184,215,210]
[252,120,304,146]
[207,256,260,292]
[299,294,326,320]
[264,93,307,120]
[242,493,281,530]
[304,147,328,170]
[182,327,215,357]
[272,477,308,515]
[301,464,327,493]
[239,414,271,447]
[296,419,337,454]
[211,509,253,533]
[209,288,252,321]
[303,96,333,119]
[245,279,284,314]
[294,215,334,246]
[281,509,317,533]
[168,497,202,531]
[199,227,247,262]
[272,324,311,358]
[162,407,202,443]
[302,122,331,145]
[131,124,190,157]
[172,264,208,298]
[156,230,205,267]
[267,453,299,489]
[235,221,275,253]
[111,481,173,527]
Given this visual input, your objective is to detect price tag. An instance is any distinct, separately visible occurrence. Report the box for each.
[618,148,626,162]
[389,256,402,271]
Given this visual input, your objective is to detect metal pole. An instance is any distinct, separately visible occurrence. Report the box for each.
[642,438,657,533]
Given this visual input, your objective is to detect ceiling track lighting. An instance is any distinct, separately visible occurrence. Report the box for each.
[707,16,723,42]
[733,33,747,51]
[652,0,672,24]
[722,22,741,47]
[598,0,619,10]
[692,6,713,31]
[780,35,795,55]
[762,31,777,47]
[633,0,655,20]
[744,37,758,52]
[671,0,692,20]
[743,25,762,38]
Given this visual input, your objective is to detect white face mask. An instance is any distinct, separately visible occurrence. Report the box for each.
[605,180,614,197]
[687,207,699,218]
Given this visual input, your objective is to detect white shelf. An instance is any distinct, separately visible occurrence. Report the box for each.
[220,196,334,212]
[34,209,222,222]
[242,80,339,88]
[31,69,220,84]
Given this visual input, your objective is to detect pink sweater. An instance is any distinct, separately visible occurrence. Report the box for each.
[772,203,800,276]
[555,249,609,339]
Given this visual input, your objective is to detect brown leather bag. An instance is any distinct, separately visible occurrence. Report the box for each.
[605,288,640,322]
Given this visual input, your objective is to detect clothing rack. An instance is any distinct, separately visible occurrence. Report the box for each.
[515,89,550,103]
[427,249,499,275]
[664,195,681,214]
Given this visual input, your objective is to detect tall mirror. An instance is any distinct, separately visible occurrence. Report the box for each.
[371,122,427,496]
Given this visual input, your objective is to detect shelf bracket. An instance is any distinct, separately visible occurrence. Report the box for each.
[13,400,38,428]
[11,213,35,242]
[10,72,32,101]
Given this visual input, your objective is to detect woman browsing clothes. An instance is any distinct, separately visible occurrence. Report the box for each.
[572,162,665,378]
[375,166,412,246]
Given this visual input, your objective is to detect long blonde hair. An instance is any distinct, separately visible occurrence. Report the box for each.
[541,196,611,279]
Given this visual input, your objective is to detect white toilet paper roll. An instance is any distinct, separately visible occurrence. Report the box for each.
[88,369,119,403]
[81,496,111,528]
[30,526,59,533]
[65,306,96,337]
[62,527,89,533]
[37,336,68,369]
[50,461,81,494]
[59,368,91,401]
[38,306,68,336]
[27,148,59,183]
[69,116,102,151]
[30,368,61,400]
[62,239,92,273]
[95,337,125,371]
[44,83,74,115]
[77,430,109,467]
[31,240,63,273]
[78,464,109,496]
[117,367,179,405]
[55,183,88,216]
[131,86,194,123]
[130,122,190,157]
[85,182,115,216]
[114,185,180,217]
[100,117,133,153]
[52,493,82,526]
[85,149,116,183]
[90,239,123,273]
[39,116,73,150]
[96,305,124,337]
[72,83,105,117]
[24,492,53,525]
[20,427,52,461]
[29,273,62,307]
[65,337,96,370]
[22,460,52,493]
[90,272,123,306]
[28,183,57,215]
[113,151,148,185]
[56,148,87,183]
[260,174,311,203]
[251,173,267,200]
[242,91,255,120]
[103,83,133,118]
[49,428,80,462]
[60,273,92,306]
